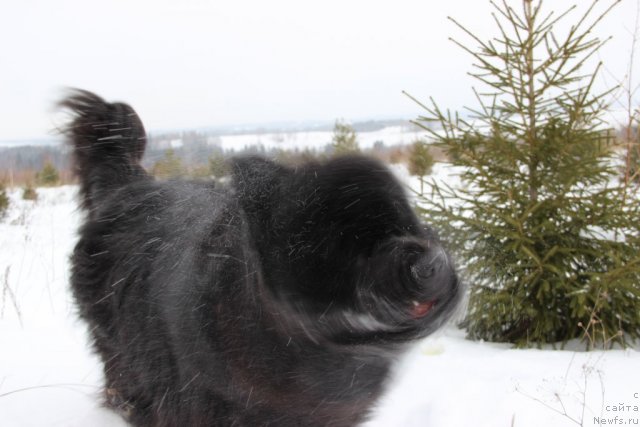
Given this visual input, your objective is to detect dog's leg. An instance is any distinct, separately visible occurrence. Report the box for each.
[59,89,150,213]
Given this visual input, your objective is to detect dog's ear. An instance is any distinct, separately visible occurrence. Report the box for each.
[230,156,288,219]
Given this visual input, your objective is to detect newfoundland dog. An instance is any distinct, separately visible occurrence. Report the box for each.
[60,90,460,427]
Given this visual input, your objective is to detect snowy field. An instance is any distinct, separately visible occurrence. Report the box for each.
[148,124,428,153]
[216,125,426,153]
[1,174,639,427]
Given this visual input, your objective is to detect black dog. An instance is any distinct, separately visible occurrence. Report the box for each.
[60,90,460,427]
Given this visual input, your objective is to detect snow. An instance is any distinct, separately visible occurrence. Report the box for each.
[367,331,640,427]
[0,187,123,426]
[216,125,427,152]
[1,182,639,427]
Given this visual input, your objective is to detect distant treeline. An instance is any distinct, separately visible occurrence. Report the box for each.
[0,119,422,186]
[0,144,71,173]
[0,138,220,185]
[156,118,413,137]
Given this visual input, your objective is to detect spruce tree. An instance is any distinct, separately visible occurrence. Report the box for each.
[22,182,38,201]
[407,139,435,195]
[152,149,186,180]
[36,161,60,186]
[624,125,640,187]
[408,0,640,348]
[331,119,359,156]
[631,137,640,185]
[0,182,8,218]
[208,152,229,179]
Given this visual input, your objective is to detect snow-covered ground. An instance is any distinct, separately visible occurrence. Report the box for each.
[1,177,639,427]
[145,125,428,152]
[216,125,427,152]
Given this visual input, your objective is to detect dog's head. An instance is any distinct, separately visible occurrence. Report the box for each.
[232,155,460,348]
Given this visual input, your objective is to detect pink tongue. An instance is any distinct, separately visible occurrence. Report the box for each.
[411,301,435,318]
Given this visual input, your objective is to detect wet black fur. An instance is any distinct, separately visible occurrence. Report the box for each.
[60,90,460,427]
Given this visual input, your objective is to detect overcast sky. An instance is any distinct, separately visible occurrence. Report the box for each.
[1,0,637,140]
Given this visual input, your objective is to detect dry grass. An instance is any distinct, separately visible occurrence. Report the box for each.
[1,266,22,327]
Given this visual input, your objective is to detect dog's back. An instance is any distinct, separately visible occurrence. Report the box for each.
[61,90,460,427]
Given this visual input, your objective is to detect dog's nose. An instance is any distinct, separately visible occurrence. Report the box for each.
[408,246,456,318]
[410,246,449,281]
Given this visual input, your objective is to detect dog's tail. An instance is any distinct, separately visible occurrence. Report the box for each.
[59,89,149,211]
